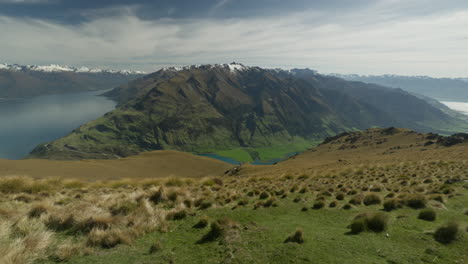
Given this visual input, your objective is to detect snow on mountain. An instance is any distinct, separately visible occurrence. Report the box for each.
[161,62,251,73]
[0,63,146,75]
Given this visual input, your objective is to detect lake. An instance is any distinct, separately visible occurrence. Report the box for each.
[0,90,116,160]
[440,101,468,116]
[199,152,299,166]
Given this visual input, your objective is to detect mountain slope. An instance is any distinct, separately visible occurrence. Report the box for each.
[291,69,467,134]
[331,73,468,102]
[28,64,468,160]
[0,63,144,98]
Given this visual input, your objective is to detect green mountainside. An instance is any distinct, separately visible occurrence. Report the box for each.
[28,64,468,160]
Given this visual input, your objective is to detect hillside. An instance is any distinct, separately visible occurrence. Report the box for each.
[28,64,468,161]
[0,64,144,98]
[1,128,467,264]
[0,150,230,180]
[291,69,466,133]
[331,73,468,102]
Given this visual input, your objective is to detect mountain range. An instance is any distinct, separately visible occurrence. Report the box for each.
[28,63,468,161]
[0,63,145,98]
[331,73,468,102]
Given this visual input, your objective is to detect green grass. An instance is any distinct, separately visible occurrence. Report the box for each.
[214,139,320,163]
[215,148,254,162]
[49,192,467,264]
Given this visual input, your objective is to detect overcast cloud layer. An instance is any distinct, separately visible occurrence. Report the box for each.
[1,0,468,77]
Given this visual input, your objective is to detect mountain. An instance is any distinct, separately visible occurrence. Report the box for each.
[28,63,468,160]
[330,73,468,102]
[290,69,467,132]
[0,63,145,98]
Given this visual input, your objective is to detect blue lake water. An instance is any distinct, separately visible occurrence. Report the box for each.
[0,90,116,160]
[200,152,300,166]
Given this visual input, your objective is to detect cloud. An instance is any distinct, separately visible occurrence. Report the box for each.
[0,2,468,77]
[209,0,231,15]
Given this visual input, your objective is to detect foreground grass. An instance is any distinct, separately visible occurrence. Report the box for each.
[53,194,468,264]
[0,160,467,263]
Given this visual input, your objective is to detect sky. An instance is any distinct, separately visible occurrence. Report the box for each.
[0,0,468,77]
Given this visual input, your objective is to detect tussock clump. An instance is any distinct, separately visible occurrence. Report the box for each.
[263,198,277,208]
[165,178,184,187]
[363,193,381,206]
[284,229,304,244]
[418,208,436,221]
[51,240,84,262]
[149,241,162,254]
[165,209,187,221]
[28,204,48,218]
[348,212,388,234]
[342,204,353,210]
[197,200,213,210]
[45,214,75,232]
[274,189,285,196]
[348,195,363,206]
[109,201,138,216]
[87,228,132,248]
[14,194,34,203]
[259,192,269,200]
[198,218,238,243]
[193,216,209,229]
[383,198,403,211]
[336,193,345,200]
[312,200,325,209]
[405,194,427,209]
[75,216,113,234]
[149,187,167,205]
[167,191,180,202]
[434,221,461,244]
[237,199,248,206]
[329,201,338,208]
[430,195,445,204]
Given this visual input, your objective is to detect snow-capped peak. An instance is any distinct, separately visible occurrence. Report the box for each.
[0,62,146,75]
[226,62,249,72]
[161,62,251,73]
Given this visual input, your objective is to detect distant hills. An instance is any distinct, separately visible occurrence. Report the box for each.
[331,73,468,102]
[27,63,468,161]
[0,63,145,98]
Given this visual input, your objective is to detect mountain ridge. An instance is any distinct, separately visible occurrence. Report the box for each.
[0,63,145,98]
[27,63,468,161]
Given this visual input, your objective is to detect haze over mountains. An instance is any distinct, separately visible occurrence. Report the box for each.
[28,63,468,161]
[0,63,144,98]
[332,73,468,102]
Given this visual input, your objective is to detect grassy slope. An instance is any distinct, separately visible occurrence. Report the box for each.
[0,150,231,180]
[214,139,320,163]
[47,190,467,264]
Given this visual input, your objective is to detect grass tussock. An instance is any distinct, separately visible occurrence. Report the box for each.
[348,212,388,234]
[284,229,305,244]
[434,221,461,244]
[418,208,436,221]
